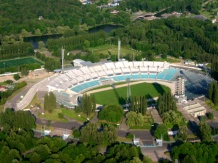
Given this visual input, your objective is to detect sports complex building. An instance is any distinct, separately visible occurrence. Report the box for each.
[47,60,213,108]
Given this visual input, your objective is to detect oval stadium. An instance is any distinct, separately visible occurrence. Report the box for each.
[47,60,213,108]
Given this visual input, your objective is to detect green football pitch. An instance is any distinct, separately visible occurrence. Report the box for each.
[91,82,170,105]
[0,57,43,69]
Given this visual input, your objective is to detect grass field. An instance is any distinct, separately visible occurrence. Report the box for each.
[39,108,92,122]
[89,44,141,58]
[91,82,169,105]
[0,57,43,69]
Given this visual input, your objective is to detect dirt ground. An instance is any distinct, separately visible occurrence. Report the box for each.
[0,75,15,83]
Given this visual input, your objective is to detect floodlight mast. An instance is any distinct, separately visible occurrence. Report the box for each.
[118,39,121,61]
[126,78,131,109]
[62,47,65,73]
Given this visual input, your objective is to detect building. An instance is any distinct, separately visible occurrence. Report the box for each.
[183,103,206,117]
[174,76,187,103]
[175,76,185,95]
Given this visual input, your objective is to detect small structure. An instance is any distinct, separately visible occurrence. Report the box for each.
[44,130,51,136]
[192,15,207,21]
[184,59,195,65]
[156,139,162,146]
[133,135,140,146]
[183,103,206,117]
[38,16,43,20]
[110,10,119,14]
[0,86,6,92]
[212,19,216,24]
[62,134,70,140]
[72,59,92,67]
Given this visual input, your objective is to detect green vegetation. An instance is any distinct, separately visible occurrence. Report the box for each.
[126,111,145,127]
[0,81,27,105]
[162,110,186,128]
[79,123,117,146]
[0,108,35,133]
[13,74,20,81]
[0,57,43,69]
[157,91,177,115]
[154,124,169,141]
[39,108,88,122]
[44,92,56,113]
[98,105,124,123]
[130,95,147,115]
[24,94,41,109]
[205,99,218,111]
[172,142,218,163]
[0,57,43,74]
[89,44,142,59]
[76,94,96,117]
[92,82,169,105]
[199,121,212,142]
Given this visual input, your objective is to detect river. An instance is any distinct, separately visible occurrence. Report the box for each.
[24,24,122,49]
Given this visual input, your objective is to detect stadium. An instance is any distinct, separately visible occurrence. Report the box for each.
[47,60,213,108]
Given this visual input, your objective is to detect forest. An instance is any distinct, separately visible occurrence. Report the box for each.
[0,109,151,163]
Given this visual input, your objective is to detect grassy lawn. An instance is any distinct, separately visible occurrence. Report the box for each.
[39,108,90,123]
[61,109,88,122]
[0,105,4,112]
[205,100,218,111]
[154,57,181,63]
[130,123,151,129]
[86,81,136,92]
[39,109,68,122]
[7,85,28,101]
[24,94,41,109]
[91,82,169,105]
[0,56,43,69]
[117,136,132,143]
[89,44,141,58]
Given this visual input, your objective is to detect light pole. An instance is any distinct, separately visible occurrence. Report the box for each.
[3,62,5,73]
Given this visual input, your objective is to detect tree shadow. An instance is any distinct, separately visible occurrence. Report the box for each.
[187,120,199,136]
[112,86,126,105]
[152,82,166,95]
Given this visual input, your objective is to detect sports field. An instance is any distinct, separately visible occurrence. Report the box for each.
[91,82,170,105]
[0,57,43,69]
[89,44,141,58]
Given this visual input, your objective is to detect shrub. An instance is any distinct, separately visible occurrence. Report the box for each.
[13,74,20,80]
[73,129,80,139]
[126,133,134,139]
[58,113,64,119]
[207,112,214,120]
[199,116,206,122]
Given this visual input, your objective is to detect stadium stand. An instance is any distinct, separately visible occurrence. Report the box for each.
[47,61,213,107]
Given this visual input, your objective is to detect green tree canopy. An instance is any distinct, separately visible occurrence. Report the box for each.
[98,105,124,123]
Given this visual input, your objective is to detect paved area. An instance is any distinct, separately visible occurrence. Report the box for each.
[141,144,172,162]
[150,108,163,124]
[36,118,83,130]
[177,102,199,123]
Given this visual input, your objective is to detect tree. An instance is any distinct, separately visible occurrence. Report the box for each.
[83,40,90,49]
[38,41,45,49]
[207,112,214,120]
[98,105,123,123]
[126,111,145,127]
[177,126,188,141]
[81,94,95,117]
[44,92,56,113]
[199,121,212,142]
[154,124,169,141]
[13,74,20,80]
